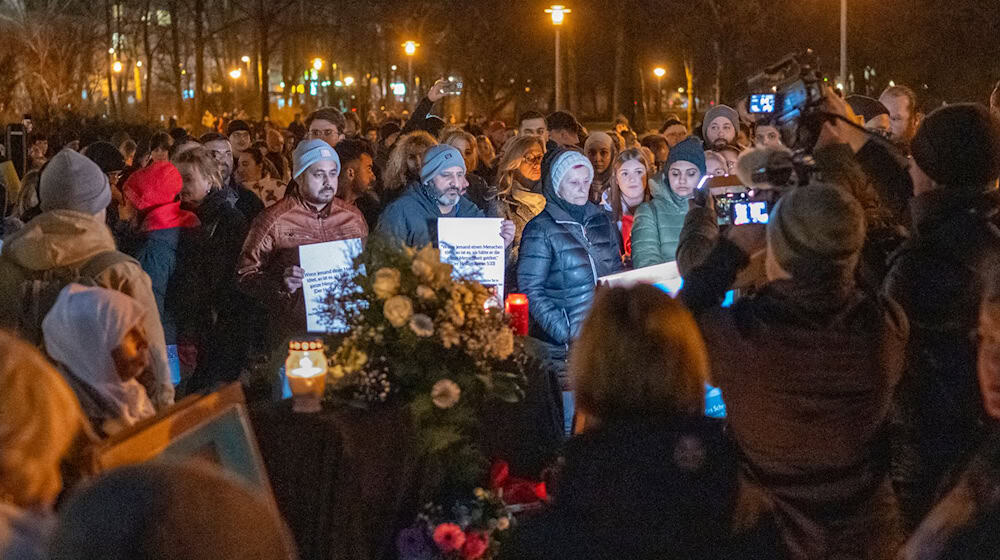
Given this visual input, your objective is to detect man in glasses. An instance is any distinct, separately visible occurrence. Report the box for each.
[306,107,347,147]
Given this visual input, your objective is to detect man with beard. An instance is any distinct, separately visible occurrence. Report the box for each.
[376,144,514,249]
[879,85,921,151]
[200,132,264,222]
[237,139,367,346]
[701,105,740,150]
[335,138,380,228]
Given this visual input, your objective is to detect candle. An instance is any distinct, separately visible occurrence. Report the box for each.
[286,339,328,413]
[505,293,529,336]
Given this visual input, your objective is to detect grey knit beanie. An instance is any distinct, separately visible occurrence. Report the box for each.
[549,150,594,191]
[767,183,866,280]
[39,149,112,215]
[702,105,740,141]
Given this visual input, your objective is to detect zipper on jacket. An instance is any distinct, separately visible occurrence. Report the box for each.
[555,219,599,285]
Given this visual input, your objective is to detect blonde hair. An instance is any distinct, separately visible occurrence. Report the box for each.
[570,285,708,421]
[608,148,652,221]
[383,131,437,192]
[495,135,544,198]
[0,330,89,507]
[172,146,223,191]
[476,135,496,167]
[440,129,480,171]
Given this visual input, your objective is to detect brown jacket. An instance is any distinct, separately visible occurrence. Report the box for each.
[237,193,367,343]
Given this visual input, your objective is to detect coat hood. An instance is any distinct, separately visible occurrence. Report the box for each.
[1,210,116,271]
[648,171,689,212]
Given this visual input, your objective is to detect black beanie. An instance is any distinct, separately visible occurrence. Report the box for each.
[911,103,1000,189]
[82,141,126,174]
[226,119,251,136]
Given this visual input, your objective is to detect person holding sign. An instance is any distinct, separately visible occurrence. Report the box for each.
[237,139,367,348]
[375,144,514,249]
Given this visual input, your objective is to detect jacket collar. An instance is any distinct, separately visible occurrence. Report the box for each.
[910,187,1000,235]
[648,171,689,211]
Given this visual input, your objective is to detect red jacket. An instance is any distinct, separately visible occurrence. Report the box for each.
[237,193,367,342]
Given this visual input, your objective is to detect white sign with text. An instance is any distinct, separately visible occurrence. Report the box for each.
[299,238,363,332]
[437,217,505,307]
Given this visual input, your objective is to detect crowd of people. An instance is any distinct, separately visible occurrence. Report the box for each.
[3,74,1000,560]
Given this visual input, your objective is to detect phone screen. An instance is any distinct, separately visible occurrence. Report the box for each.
[714,190,749,226]
[731,200,770,226]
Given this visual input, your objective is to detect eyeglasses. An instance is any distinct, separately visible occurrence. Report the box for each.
[309,129,339,139]
[523,154,543,165]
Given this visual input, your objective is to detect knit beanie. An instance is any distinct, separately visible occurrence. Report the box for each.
[549,150,594,192]
[584,131,613,153]
[226,119,251,136]
[767,183,866,281]
[293,138,341,180]
[702,105,739,140]
[845,95,890,124]
[122,161,183,211]
[666,136,707,175]
[420,144,466,184]
[910,103,1000,190]
[83,141,126,174]
[39,149,112,215]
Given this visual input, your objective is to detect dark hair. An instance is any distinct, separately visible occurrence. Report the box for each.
[334,138,375,166]
[306,107,346,131]
[546,110,581,133]
[640,133,668,151]
[198,132,228,145]
[344,110,362,133]
[27,132,47,145]
[169,127,188,145]
[517,111,546,128]
[659,118,684,133]
[149,132,171,153]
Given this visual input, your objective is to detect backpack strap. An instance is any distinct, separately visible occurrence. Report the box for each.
[77,250,139,280]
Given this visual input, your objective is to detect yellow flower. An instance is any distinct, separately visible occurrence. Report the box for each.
[372,267,402,299]
[431,379,461,409]
[444,300,465,327]
[416,285,436,301]
[383,295,414,327]
[438,321,461,348]
[492,328,515,360]
[412,259,434,281]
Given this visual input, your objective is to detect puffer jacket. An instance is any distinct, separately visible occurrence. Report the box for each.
[237,192,368,345]
[516,188,623,348]
[0,210,174,407]
[374,182,484,248]
[631,169,690,268]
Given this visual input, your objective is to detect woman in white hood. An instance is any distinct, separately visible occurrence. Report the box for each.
[43,284,156,437]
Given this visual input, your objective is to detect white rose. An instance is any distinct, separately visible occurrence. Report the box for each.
[409,313,434,337]
[416,285,436,300]
[372,268,401,300]
[431,378,461,409]
[383,295,414,327]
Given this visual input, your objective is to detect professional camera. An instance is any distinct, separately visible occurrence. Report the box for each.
[746,50,827,153]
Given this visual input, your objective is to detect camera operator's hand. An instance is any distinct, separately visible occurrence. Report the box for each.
[427,79,449,103]
[725,223,767,258]
[818,87,868,153]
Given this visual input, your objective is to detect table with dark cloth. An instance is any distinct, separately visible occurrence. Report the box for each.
[249,357,563,560]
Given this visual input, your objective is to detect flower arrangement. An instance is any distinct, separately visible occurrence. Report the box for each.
[319,238,529,557]
[396,488,511,560]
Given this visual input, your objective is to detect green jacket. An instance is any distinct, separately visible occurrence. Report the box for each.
[630,171,690,269]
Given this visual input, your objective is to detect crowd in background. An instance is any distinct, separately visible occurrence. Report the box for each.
[3,75,1000,559]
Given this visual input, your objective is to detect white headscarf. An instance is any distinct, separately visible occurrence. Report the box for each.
[42,284,155,427]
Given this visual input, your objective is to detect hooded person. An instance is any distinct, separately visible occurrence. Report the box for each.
[376,144,501,248]
[584,131,616,204]
[631,136,706,268]
[43,284,156,436]
[49,463,297,560]
[0,150,174,409]
[237,139,368,350]
[517,148,623,396]
[702,105,740,149]
[680,183,907,560]
[884,103,1000,529]
[122,161,200,357]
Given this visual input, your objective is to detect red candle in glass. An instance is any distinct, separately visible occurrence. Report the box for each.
[506,293,529,336]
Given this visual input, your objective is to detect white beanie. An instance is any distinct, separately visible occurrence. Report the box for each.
[550,150,594,191]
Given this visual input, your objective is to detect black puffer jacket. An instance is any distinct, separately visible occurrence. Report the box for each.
[517,161,623,347]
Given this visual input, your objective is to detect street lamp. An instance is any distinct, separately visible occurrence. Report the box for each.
[112,60,123,73]
[229,68,242,80]
[241,55,251,64]
[344,76,355,87]
[840,0,847,91]
[653,67,666,116]
[312,57,323,72]
[403,41,419,105]
[545,5,571,111]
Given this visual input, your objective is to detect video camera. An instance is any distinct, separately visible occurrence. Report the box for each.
[746,50,826,153]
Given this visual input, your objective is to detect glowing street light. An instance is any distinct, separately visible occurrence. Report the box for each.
[312,57,323,71]
[344,76,355,87]
[112,60,123,73]
[653,67,666,79]
[403,40,418,56]
[653,67,666,115]
[402,41,420,105]
[544,5,571,110]
[229,68,242,80]
[241,55,251,64]
[136,60,143,68]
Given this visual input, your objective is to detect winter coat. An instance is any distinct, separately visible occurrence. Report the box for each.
[237,193,367,346]
[127,226,201,346]
[631,170,690,268]
[502,415,783,560]
[496,183,546,292]
[683,240,907,560]
[516,189,623,349]
[0,210,174,407]
[0,503,52,560]
[884,187,1000,528]
[374,182,484,248]
[228,176,265,224]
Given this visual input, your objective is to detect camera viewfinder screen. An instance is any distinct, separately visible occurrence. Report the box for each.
[732,201,770,226]
[749,93,776,113]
